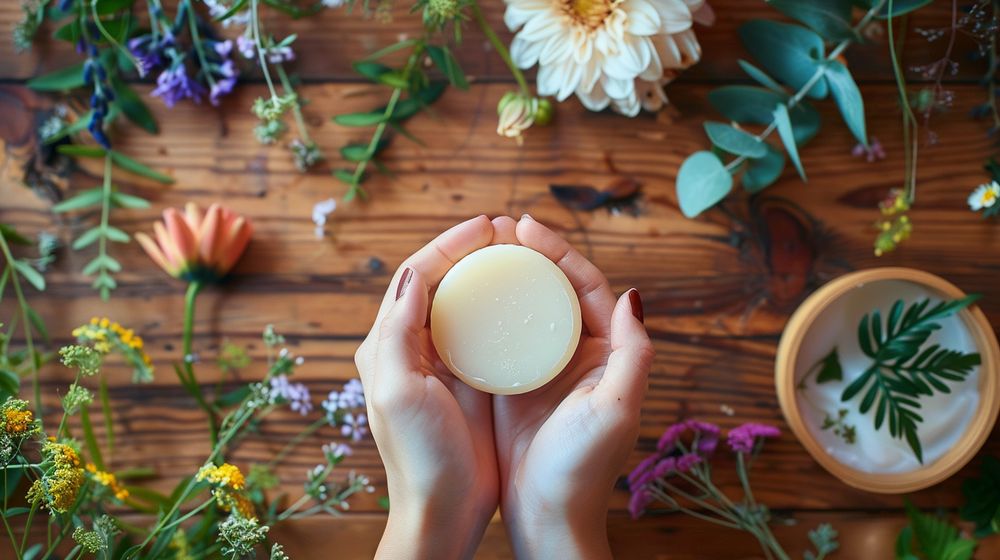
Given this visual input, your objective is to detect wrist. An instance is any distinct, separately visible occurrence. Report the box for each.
[503,502,611,560]
[377,491,494,560]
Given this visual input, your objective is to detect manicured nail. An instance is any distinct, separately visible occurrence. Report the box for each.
[628,288,644,324]
[396,267,414,301]
[521,213,534,221]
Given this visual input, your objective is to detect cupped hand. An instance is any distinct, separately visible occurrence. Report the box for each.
[355,215,507,560]
[492,215,654,559]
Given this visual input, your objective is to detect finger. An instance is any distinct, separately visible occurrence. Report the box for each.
[515,214,616,337]
[372,215,494,333]
[595,289,653,412]
[371,268,430,401]
[490,215,519,245]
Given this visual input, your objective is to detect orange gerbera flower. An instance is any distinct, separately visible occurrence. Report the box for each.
[136,203,252,282]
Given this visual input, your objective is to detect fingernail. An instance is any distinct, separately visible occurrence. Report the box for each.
[396,267,414,301]
[628,288,644,324]
[521,213,534,221]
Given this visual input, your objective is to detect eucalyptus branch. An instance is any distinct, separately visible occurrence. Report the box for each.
[724,0,886,174]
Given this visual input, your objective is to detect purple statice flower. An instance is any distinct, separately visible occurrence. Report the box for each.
[627,454,658,489]
[628,488,653,519]
[675,453,701,473]
[237,35,256,59]
[268,374,313,415]
[656,419,721,457]
[651,457,676,478]
[210,74,237,106]
[851,136,886,162]
[152,65,205,107]
[727,423,781,454]
[127,33,173,78]
[340,412,368,441]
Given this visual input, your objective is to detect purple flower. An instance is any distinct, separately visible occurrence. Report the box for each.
[322,442,352,461]
[651,457,676,478]
[340,412,368,441]
[268,374,313,415]
[727,423,781,454]
[628,488,653,519]
[266,45,295,64]
[213,39,234,57]
[656,419,721,456]
[851,136,886,162]
[151,65,204,107]
[210,76,237,106]
[675,453,701,473]
[237,35,256,59]
[627,454,658,488]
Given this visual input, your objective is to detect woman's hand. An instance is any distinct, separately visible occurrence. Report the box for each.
[355,215,503,560]
[492,215,653,559]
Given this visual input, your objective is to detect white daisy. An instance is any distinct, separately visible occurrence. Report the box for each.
[968,181,1000,211]
[504,0,708,116]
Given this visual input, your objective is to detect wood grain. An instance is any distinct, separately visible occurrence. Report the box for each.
[2,3,1000,556]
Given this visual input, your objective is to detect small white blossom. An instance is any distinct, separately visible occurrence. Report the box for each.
[968,180,1000,211]
[312,198,337,239]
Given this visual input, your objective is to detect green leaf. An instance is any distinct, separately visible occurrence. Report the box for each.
[768,0,857,41]
[676,151,733,218]
[57,144,106,158]
[391,82,448,121]
[110,191,150,209]
[110,151,174,184]
[960,456,1000,537]
[100,376,115,455]
[104,226,130,243]
[111,76,159,134]
[774,103,806,181]
[361,38,421,62]
[742,144,786,192]
[903,499,977,560]
[340,140,389,162]
[739,20,828,99]
[703,122,767,158]
[80,406,105,470]
[333,169,359,186]
[708,86,821,145]
[0,368,19,400]
[737,59,785,93]
[213,0,248,21]
[73,227,103,250]
[83,254,122,275]
[12,260,44,291]
[26,306,49,343]
[2,507,31,517]
[426,45,468,90]
[334,112,387,127]
[53,20,81,43]
[95,0,133,15]
[43,111,93,144]
[216,386,251,407]
[815,348,843,383]
[875,0,934,18]
[0,224,32,245]
[824,60,867,145]
[27,62,86,91]
[352,61,394,83]
[53,187,104,212]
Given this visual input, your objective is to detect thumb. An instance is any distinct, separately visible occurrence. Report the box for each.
[596,288,653,411]
[374,267,430,392]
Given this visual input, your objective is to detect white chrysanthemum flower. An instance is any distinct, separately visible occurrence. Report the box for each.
[968,181,1000,211]
[504,0,709,116]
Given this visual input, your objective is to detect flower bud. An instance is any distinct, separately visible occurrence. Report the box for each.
[496,92,539,145]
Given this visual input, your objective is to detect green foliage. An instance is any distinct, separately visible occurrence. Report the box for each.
[676,151,732,218]
[773,103,806,181]
[769,0,856,41]
[739,20,828,99]
[897,500,977,560]
[960,456,1000,537]
[839,296,981,462]
[703,122,767,158]
[804,523,839,560]
[823,60,867,145]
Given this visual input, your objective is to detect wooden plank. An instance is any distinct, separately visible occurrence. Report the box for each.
[2,80,1000,529]
[0,1,990,83]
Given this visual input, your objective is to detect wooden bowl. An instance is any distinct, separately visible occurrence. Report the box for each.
[775,268,1000,493]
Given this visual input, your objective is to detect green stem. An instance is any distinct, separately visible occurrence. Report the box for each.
[184,0,217,89]
[276,493,313,522]
[63,545,82,560]
[346,43,425,199]
[470,1,530,96]
[96,153,113,300]
[647,486,740,530]
[19,499,39,556]
[39,486,92,560]
[89,0,140,71]
[0,233,40,421]
[250,0,280,100]
[182,281,218,446]
[275,64,312,144]
[159,498,214,532]
[1,498,22,560]
[266,417,326,468]
[724,0,887,174]
[886,0,919,203]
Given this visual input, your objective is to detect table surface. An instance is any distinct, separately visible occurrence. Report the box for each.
[2,1,1000,558]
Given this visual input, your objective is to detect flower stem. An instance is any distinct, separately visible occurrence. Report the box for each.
[19,499,40,557]
[159,498,214,532]
[0,231,40,420]
[182,280,219,446]
[275,63,312,144]
[96,153,113,300]
[184,0,217,89]
[470,0,530,96]
[723,0,887,174]
[89,0,140,71]
[250,0,280,100]
[886,0,919,204]
[266,417,326,469]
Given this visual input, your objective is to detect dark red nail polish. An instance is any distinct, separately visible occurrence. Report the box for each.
[628,288,644,324]
[396,267,414,301]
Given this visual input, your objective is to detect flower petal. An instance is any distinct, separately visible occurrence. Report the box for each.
[135,232,177,277]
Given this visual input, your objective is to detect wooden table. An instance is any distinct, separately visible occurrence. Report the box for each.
[2,2,1000,558]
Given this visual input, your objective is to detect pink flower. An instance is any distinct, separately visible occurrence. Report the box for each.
[627,455,659,488]
[136,203,252,282]
[851,136,886,162]
[628,488,653,519]
[727,423,781,454]
[656,419,721,456]
[676,453,702,472]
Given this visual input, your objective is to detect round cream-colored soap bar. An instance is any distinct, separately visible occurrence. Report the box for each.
[430,244,582,395]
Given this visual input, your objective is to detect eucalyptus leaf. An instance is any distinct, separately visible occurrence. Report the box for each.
[773,103,807,181]
[708,86,821,145]
[12,260,45,291]
[824,59,867,145]
[53,187,104,212]
[703,121,767,158]
[739,20,828,99]
[676,151,733,218]
[768,0,856,41]
[27,62,86,91]
[742,144,786,192]
[737,59,785,93]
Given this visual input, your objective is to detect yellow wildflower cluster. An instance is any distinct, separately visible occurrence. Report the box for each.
[72,317,154,382]
[874,188,912,257]
[1,399,40,437]
[28,442,85,513]
[196,463,256,519]
[86,463,129,501]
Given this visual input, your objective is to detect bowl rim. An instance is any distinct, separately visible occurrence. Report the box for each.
[775,267,1000,494]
